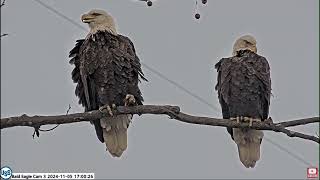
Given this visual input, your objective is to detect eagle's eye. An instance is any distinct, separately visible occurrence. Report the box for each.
[244,40,252,45]
[91,13,101,16]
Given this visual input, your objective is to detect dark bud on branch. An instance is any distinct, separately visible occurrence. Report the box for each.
[195,13,200,19]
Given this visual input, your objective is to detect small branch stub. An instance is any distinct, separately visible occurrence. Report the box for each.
[139,0,152,7]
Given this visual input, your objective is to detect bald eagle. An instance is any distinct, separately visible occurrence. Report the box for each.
[215,35,271,168]
[69,9,147,157]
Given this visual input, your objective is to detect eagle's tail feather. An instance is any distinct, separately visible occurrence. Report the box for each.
[100,115,131,157]
[233,128,264,168]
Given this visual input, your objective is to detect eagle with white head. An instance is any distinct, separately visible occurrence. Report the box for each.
[215,35,271,168]
[69,9,147,157]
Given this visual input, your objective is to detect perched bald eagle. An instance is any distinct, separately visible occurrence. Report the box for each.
[69,9,147,157]
[215,35,271,168]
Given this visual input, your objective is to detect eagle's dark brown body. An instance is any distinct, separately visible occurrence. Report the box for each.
[215,50,271,139]
[69,31,146,144]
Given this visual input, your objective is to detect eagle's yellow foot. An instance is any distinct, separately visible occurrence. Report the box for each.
[99,104,114,116]
[243,117,261,127]
[230,116,242,124]
[265,117,273,124]
[112,103,117,110]
[124,94,136,106]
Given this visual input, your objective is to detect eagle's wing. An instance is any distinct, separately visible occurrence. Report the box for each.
[215,58,233,136]
[117,35,147,105]
[249,55,271,119]
[215,57,234,116]
[69,38,103,143]
[69,39,92,110]
[70,38,100,112]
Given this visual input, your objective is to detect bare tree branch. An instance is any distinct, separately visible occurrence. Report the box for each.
[1,105,319,143]
[275,117,319,127]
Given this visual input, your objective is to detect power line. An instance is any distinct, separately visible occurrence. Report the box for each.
[33,0,86,31]
[31,0,314,167]
[141,63,220,112]
[266,138,312,166]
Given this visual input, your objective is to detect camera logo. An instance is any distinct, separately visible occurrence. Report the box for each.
[307,167,318,178]
[1,166,12,180]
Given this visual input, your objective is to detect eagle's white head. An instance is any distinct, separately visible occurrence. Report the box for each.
[232,35,257,56]
[81,9,117,36]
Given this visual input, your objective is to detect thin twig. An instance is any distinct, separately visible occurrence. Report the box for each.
[32,125,40,139]
[32,105,72,138]
[1,1,8,38]
[39,104,71,132]
[0,0,5,7]
[66,104,71,115]
[1,105,319,143]
[0,34,8,38]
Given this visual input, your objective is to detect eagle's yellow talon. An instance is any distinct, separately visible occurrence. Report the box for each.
[249,118,253,127]
[106,105,113,116]
[236,117,240,124]
[98,105,114,116]
[124,94,136,106]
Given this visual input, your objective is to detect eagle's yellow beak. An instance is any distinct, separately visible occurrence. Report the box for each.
[81,14,95,23]
[252,45,257,54]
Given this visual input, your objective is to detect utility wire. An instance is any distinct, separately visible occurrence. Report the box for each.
[141,63,220,112]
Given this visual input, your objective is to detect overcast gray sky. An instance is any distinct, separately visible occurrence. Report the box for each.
[1,0,319,179]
